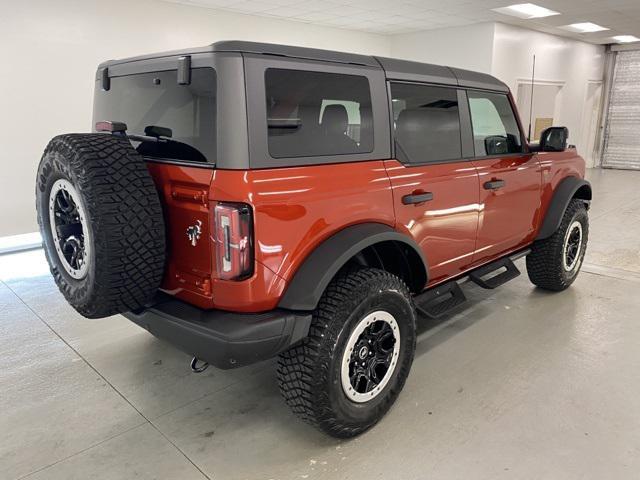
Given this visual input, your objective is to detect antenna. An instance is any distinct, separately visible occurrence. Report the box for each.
[527,54,536,142]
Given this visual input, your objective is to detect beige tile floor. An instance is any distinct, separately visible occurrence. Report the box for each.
[1,168,639,479]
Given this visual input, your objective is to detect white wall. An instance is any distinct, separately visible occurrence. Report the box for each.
[390,23,495,74]
[0,7,606,237]
[0,0,390,236]
[491,23,605,162]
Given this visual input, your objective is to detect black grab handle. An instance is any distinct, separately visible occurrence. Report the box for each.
[483,179,506,190]
[402,192,434,205]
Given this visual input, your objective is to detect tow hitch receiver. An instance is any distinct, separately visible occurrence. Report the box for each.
[190,356,209,373]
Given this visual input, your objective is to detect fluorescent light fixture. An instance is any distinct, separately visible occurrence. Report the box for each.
[612,35,640,43]
[493,3,560,19]
[561,22,609,33]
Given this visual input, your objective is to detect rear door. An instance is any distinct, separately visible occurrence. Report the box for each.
[385,83,480,286]
[465,90,542,263]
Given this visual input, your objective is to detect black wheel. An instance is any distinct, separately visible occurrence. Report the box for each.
[35,134,165,318]
[277,268,416,438]
[526,198,589,291]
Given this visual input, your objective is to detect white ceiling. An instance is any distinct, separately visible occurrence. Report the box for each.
[162,0,640,44]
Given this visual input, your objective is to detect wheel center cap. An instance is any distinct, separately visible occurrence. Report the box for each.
[358,346,369,359]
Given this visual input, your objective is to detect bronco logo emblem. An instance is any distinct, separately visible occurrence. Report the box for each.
[186,220,202,247]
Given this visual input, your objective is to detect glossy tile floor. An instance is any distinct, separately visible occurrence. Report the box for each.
[2,168,640,480]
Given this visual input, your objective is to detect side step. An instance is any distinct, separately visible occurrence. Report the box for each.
[468,257,521,289]
[415,281,467,319]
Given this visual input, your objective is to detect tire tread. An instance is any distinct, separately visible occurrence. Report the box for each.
[36,134,165,318]
[277,268,415,438]
[526,198,588,291]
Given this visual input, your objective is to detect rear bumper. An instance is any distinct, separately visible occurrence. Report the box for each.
[123,294,312,369]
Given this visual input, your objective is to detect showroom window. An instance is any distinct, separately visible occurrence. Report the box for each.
[265,68,373,158]
[467,91,524,156]
[390,83,462,164]
[93,68,217,163]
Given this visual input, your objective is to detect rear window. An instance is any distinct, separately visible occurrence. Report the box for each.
[265,69,373,158]
[93,68,216,163]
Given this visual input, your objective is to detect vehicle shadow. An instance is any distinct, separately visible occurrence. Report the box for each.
[412,276,569,359]
[413,281,497,359]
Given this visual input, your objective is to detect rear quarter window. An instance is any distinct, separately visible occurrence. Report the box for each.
[265,69,373,158]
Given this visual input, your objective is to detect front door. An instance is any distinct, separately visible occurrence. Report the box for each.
[466,90,542,263]
[385,83,480,286]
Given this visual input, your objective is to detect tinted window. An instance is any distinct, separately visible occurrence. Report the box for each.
[265,69,373,158]
[94,68,216,162]
[467,91,523,156]
[390,83,462,164]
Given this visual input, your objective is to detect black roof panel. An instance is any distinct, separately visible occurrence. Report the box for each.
[212,40,379,67]
[449,67,509,93]
[99,41,509,93]
[374,56,457,86]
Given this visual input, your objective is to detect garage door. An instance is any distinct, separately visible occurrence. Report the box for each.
[602,50,640,169]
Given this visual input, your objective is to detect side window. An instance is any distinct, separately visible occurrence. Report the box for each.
[390,83,462,164]
[467,91,523,156]
[265,69,373,158]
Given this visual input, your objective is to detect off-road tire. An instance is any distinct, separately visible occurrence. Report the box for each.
[277,268,416,438]
[526,198,589,291]
[36,134,165,318]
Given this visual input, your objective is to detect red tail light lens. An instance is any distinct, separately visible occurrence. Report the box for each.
[214,203,253,280]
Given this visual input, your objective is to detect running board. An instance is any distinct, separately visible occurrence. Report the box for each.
[415,281,467,319]
[468,257,520,289]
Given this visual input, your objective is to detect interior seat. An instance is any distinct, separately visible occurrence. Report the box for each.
[320,104,358,153]
[395,108,461,163]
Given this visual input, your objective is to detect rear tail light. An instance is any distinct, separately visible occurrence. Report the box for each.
[214,202,253,280]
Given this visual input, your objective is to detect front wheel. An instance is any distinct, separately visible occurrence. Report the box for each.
[277,268,416,438]
[527,198,589,291]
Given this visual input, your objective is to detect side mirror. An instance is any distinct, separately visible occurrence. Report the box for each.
[484,135,509,155]
[540,127,568,152]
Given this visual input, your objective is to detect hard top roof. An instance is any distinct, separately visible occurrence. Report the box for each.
[99,40,509,93]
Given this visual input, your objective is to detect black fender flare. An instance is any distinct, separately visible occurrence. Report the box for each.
[536,176,592,240]
[278,223,428,311]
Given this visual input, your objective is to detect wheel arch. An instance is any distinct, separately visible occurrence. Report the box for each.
[536,176,592,241]
[278,223,428,311]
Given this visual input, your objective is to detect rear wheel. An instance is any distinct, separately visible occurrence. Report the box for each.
[526,198,589,291]
[277,268,416,438]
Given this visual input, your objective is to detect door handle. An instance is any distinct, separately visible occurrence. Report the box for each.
[402,192,434,205]
[483,179,506,190]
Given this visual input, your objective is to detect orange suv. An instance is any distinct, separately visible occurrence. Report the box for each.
[35,41,592,438]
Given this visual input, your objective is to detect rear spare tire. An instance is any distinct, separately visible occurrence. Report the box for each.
[35,134,165,318]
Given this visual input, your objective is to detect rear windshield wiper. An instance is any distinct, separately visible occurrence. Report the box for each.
[95,121,168,144]
[96,121,209,164]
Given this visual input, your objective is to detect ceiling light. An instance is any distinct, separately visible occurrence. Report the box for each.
[493,3,560,19]
[612,35,640,43]
[561,22,609,33]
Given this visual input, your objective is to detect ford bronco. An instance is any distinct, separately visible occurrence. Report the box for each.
[36,41,591,438]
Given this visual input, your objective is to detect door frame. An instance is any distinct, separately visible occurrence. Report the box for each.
[579,80,604,168]
[515,78,565,141]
